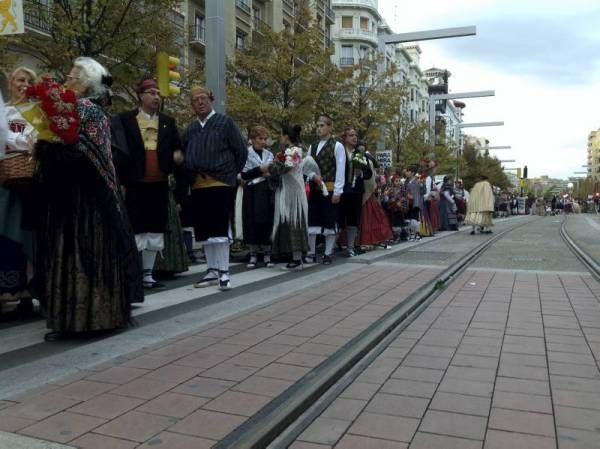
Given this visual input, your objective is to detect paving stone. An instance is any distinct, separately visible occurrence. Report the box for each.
[548,362,600,379]
[20,411,106,444]
[298,417,350,445]
[50,381,116,401]
[348,412,419,442]
[71,432,138,449]
[391,366,444,383]
[232,376,294,397]
[451,354,498,369]
[492,391,553,414]
[410,344,456,358]
[289,442,331,449]
[86,367,148,385]
[445,366,496,383]
[136,392,208,418]
[334,434,407,449]
[551,375,600,393]
[167,409,245,439]
[380,379,437,399]
[277,352,327,368]
[171,377,235,398]
[200,363,259,382]
[0,413,36,432]
[555,406,600,432]
[121,355,176,370]
[365,393,428,419]
[141,364,202,384]
[411,432,482,449]
[93,410,173,442]
[69,393,144,420]
[557,426,600,449]
[320,398,366,421]
[202,391,272,416]
[552,390,600,410]
[402,354,451,370]
[1,395,81,421]
[438,377,494,397]
[488,408,555,437]
[495,377,550,396]
[339,382,380,401]
[498,364,549,381]
[136,430,214,449]
[110,378,176,400]
[420,410,486,440]
[484,429,555,449]
[430,392,491,416]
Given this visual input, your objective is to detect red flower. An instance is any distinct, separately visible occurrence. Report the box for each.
[25,76,80,144]
[276,152,286,162]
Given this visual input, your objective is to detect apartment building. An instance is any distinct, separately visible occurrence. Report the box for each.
[587,129,600,182]
[184,0,334,71]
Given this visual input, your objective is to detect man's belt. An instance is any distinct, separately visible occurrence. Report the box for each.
[324,181,335,191]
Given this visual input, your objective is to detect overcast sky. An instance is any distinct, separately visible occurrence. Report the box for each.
[379,0,600,179]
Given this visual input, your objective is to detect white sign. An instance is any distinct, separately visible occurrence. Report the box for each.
[0,0,24,35]
[376,150,392,168]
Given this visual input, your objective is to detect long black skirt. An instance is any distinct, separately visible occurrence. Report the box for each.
[338,191,362,228]
[242,181,274,246]
[191,186,235,242]
[308,186,338,232]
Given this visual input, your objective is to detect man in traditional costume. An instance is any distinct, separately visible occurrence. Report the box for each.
[305,115,346,265]
[113,79,183,289]
[183,86,247,290]
[404,165,423,240]
[339,128,371,257]
[466,175,495,234]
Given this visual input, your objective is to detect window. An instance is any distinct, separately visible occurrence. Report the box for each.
[341,16,353,28]
[236,31,247,49]
[193,15,205,41]
[253,8,261,21]
[359,46,368,60]
[340,45,353,65]
[360,17,369,31]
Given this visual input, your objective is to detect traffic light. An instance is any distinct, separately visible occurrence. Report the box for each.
[156,51,181,97]
[523,165,528,179]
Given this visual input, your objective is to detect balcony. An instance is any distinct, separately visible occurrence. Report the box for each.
[340,57,354,66]
[283,0,294,16]
[332,0,378,14]
[189,25,205,45]
[236,0,251,14]
[325,6,335,23]
[334,28,378,45]
[24,0,51,34]
[253,16,270,33]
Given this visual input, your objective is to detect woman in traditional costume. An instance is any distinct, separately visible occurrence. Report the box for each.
[35,57,142,340]
[438,175,459,231]
[0,67,37,315]
[240,126,275,268]
[270,124,308,269]
[358,153,392,247]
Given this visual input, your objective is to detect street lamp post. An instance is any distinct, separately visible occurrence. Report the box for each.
[375,26,477,152]
[454,121,505,180]
[206,2,226,113]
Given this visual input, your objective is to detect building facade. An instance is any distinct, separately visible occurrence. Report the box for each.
[587,129,600,182]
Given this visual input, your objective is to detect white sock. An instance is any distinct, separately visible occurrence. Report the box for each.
[308,234,317,256]
[203,244,217,272]
[346,226,358,250]
[215,242,230,272]
[325,235,336,256]
[142,250,157,281]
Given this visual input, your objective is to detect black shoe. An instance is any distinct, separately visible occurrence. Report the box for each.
[143,281,165,289]
[218,271,231,291]
[44,331,71,342]
[322,254,332,265]
[194,270,218,288]
[470,230,475,235]
[285,260,303,270]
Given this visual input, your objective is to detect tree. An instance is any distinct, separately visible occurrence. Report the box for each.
[8,0,181,105]
[459,143,510,190]
[227,0,342,136]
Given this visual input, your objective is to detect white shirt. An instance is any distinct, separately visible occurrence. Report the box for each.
[308,139,346,196]
[0,93,6,158]
[197,109,216,128]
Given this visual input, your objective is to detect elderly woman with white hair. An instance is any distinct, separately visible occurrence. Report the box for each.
[36,57,143,341]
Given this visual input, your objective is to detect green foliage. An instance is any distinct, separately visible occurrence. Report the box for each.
[459,143,510,190]
[226,0,339,137]
[10,0,181,107]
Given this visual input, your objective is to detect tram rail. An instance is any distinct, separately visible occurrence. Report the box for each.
[560,215,600,281]
[214,218,539,449]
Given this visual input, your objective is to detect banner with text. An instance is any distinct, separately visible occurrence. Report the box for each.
[0,1,24,36]
[376,150,392,168]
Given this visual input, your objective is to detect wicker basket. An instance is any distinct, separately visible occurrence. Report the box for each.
[0,151,37,186]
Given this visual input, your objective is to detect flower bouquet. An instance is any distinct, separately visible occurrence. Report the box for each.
[274,146,302,171]
[350,148,368,188]
[18,75,80,144]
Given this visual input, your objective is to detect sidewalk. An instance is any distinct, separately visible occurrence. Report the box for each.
[0,263,443,449]
[290,269,600,449]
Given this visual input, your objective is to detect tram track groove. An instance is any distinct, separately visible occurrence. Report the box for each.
[560,215,600,281]
[214,218,538,449]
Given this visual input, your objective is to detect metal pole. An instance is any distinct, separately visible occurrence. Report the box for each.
[206,1,226,113]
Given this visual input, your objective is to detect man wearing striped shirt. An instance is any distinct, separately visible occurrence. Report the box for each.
[183,86,247,291]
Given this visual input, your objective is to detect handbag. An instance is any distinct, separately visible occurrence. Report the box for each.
[0,151,37,186]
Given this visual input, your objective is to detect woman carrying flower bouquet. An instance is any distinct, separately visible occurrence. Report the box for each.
[0,66,38,316]
[240,126,275,268]
[338,128,371,257]
[270,124,309,269]
[34,57,142,340]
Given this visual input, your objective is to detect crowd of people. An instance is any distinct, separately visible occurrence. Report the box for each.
[0,58,497,341]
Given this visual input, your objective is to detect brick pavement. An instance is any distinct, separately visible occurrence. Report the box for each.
[0,264,442,449]
[290,269,600,449]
